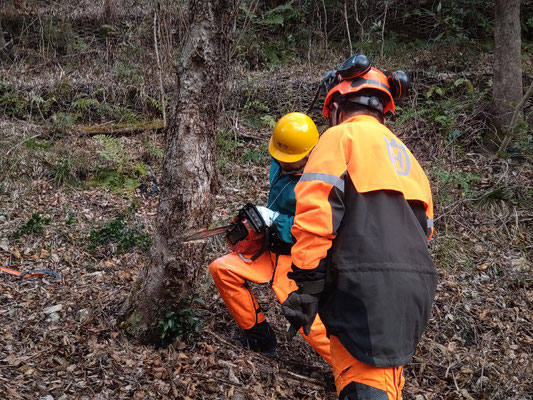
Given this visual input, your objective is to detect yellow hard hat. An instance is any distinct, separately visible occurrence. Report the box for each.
[268,112,319,163]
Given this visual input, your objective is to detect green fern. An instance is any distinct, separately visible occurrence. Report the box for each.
[94,134,128,171]
[73,97,100,112]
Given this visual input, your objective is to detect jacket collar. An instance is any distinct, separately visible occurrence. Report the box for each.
[340,114,381,125]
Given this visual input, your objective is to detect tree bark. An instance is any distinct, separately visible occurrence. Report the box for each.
[120,0,238,345]
[492,0,522,132]
[0,18,5,50]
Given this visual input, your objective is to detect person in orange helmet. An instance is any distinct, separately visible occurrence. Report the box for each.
[209,112,331,364]
[281,54,437,399]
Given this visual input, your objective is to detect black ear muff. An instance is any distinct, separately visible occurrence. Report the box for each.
[322,69,339,93]
[337,53,371,80]
[387,70,411,99]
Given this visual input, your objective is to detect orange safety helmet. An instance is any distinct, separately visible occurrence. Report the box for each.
[322,67,395,118]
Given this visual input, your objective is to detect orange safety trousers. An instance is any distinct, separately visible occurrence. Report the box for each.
[209,251,331,365]
[331,336,405,399]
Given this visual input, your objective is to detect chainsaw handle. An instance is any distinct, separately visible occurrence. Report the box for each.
[248,227,270,261]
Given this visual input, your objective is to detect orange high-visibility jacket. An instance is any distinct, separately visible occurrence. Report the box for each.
[290,114,437,368]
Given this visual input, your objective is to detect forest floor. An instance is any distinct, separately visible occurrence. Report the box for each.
[1,4,532,399]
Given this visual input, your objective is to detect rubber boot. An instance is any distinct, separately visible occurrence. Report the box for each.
[234,320,277,355]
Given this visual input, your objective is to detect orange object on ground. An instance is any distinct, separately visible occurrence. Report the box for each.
[330,336,405,399]
[0,266,60,279]
[209,251,331,364]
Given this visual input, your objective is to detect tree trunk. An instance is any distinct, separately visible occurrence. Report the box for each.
[120,0,238,345]
[0,18,5,50]
[492,0,522,132]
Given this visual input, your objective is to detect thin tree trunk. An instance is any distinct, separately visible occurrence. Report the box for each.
[344,1,352,54]
[120,0,238,345]
[492,0,522,132]
[353,0,364,49]
[0,19,5,50]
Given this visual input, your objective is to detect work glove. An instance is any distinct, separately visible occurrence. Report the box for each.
[281,291,319,341]
[256,206,279,227]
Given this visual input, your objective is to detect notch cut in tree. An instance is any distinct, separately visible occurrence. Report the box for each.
[119,0,239,345]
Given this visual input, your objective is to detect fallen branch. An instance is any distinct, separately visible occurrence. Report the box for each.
[78,120,164,136]
[284,370,323,386]
[4,133,41,156]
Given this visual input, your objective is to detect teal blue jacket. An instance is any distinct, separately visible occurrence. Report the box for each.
[267,159,300,244]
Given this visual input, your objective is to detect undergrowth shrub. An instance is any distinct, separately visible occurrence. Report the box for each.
[88,207,150,254]
[141,138,164,163]
[432,166,481,206]
[241,145,269,165]
[396,77,489,149]
[159,297,204,348]
[0,81,146,124]
[45,149,90,187]
[216,129,244,175]
[13,213,51,239]
[88,135,147,196]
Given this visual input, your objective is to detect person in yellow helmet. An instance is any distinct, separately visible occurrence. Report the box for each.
[209,112,331,362]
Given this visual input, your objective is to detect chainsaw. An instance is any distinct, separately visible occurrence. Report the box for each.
[183,203,268,261]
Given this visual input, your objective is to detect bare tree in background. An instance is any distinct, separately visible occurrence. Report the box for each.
[120,0,239,344]
[102,0,114,21]
[492,0,523,133]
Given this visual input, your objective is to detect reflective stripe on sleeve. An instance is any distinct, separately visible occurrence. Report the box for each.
[427,219,434,229]
[300,172,345,193]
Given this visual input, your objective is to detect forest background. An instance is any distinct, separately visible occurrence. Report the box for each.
[0,0,532,399]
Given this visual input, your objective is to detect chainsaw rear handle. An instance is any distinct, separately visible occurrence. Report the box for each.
[226,204,269,261]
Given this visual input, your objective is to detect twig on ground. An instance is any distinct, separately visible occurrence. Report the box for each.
[4,133,41,156]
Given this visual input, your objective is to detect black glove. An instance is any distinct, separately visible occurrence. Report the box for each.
[281,291,319,340]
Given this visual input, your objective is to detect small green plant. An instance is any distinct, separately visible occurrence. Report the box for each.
[43,21,87,54]
[94,135,128,171]
[141,138,164,162]
[433,167,481,205]
[26,138,52,151]
[54,112,78,126]
[241,145,269,165]
[13,213,51,239]
[260,115,276,129]
[236,0,306,68]
[433,235,474,272]
[72,97,101,121]
[49,157,75,186]
[88,212,151,254]
[88,135,145,196]
[0,87,29,119]
[88,168,141,196]
[159,297,204,347]
[112,61,144,86]
[65,213,77,225]
[216,129,244,174]
[243,95,271,130]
